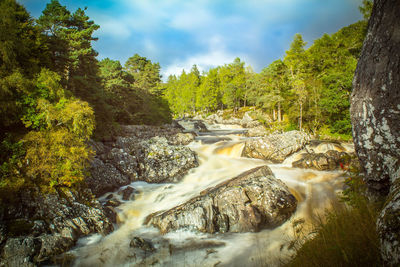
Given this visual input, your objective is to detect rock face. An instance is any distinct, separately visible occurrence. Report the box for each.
[350,0,400,264]
[0,188,113,266]
[147,165,297,234]
[292,150,352,171]
[135,137,198,183]
[242,131,310,163]
[88,124,199,196]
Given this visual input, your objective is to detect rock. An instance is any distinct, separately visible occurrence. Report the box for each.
[119,186,136,201]
[105,199,122,207]
[292,152,337,171]
[147,165,297,234]
[114,136,139,154]
[167,132,196,146]
[193,120,209,132]
[245,125,269,137]
[87,158,131,197]
[0,188,113,266]
[1,237,41,267]
[104,148,139,180]
[103,206,118,224]
[130,237,155,252]
[378,180,400,265]
[242,131,310,163]
[136,137,199,183]
[241,112,261,128]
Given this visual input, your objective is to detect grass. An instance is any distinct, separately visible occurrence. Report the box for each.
[284,174,383,267]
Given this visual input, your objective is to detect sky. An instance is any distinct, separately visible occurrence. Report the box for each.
[19,0,364,79]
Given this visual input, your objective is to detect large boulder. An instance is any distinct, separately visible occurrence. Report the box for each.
[146,165,297,234]
[242,131,310,163]
[136,137,198,183]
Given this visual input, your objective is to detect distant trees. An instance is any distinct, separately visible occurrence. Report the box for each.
[164,19,367,136]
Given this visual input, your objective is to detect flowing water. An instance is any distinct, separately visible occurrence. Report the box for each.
[71,125,346,267]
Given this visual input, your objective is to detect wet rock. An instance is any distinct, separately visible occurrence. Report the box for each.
[130,237,155,252]
[87,158,131,197]
[103,206,118,224]
[193,121,209,132]
[105,199,122,207]
[147,165,297,234]
[292,150,352,171]
[136,137,199,183]
[242,131,310,163]
[119,186,136,201]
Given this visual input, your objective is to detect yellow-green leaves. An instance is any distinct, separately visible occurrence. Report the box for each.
[23,128,93,191]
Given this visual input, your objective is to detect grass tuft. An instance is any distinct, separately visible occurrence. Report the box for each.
[284,174,383,267]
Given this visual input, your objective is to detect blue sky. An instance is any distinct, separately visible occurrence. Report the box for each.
[19,0,363,78]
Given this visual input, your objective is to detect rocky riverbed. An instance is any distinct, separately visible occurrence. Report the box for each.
[0,113,356,266]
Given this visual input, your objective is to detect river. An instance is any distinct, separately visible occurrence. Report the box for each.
[70,124,346,267]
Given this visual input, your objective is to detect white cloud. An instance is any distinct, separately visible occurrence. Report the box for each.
[162,36,249,78]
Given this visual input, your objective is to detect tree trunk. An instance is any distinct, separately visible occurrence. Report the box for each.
[273,109,276,121]
[278,102,282,122]
[351,0,400,197]
[350,0,400,264]
[299,102,302,131]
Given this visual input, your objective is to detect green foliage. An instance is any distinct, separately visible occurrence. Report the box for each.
[98,57,172,125]
[359,0,373,21]
[125,53,161,91]
[23,128,93,190]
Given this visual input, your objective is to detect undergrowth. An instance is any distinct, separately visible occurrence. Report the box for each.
[284,172,383,267]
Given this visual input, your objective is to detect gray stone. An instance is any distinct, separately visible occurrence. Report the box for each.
[136,137,199,183]
[147,165,297,234]
[242,131,310,163]
[87,158,130,197]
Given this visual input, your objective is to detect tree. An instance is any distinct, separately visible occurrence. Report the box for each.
[125,53,161,91]
[284,34,307,130]
[219,57,246,110]
[0,0,44,132]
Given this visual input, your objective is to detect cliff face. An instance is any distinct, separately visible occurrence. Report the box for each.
[350,0,400,264]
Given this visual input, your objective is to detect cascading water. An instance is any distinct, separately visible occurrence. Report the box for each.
[70,125,346,267]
